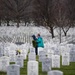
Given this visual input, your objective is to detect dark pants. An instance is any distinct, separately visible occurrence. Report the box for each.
[35,47,38,55]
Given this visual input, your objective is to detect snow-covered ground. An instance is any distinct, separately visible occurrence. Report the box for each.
[0,26,75,44]
[0,26,51,43]
[0,26,50,43]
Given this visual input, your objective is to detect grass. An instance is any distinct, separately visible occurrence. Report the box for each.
[0,55,75,75]
[52,57,75,75]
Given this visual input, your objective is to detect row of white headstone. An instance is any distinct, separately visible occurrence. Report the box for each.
[6,46,63,75]
[39,51,69,69]
[44,43,75,62]
[0,55,24,72]
[0,43,75,75]
[0,42,29,59]
[12,35,32,44]
[7,63,63,75]
[0,44,73,72]
[0,42,30,73]
[6,43,74,75]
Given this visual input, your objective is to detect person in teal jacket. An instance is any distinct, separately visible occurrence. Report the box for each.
[36,34,44,48]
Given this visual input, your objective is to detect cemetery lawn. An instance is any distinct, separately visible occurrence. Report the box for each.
[0,56,75,75]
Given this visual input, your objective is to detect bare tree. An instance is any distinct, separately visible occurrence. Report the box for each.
[51,0,73,42]
[67,0,75,27]
[0,0,4,26]
[32,0,75,42]
[1,0,32,27]
[32,0,55,38]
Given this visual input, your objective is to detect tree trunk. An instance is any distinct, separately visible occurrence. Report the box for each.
[0,20,1,26]
[59,27,61,43]
[64,32,67,36]
[25,21,26,26]
[7,20,10,26]
[62,27,70,37]
[62,28,67,36]
[17,19,19,27]
[50,26,55,38]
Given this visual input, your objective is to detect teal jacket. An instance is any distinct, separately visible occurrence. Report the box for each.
[36,36,44,48]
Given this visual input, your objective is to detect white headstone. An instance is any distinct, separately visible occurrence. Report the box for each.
[0,56,10,72]
[27,61,38,75]
[60,46,66,55]
[52,55,60,68]
[48,70,63,75]
[42,58,52,72]
[7,64,20,75]
[0,47,4,57]
[47,50,54,59]
[54,49,60,55]
[30,47,35,54]
[39,51,46,62]
[0,43,4,56]
[16,55,24,68]
[21,50,27,59]
[28,53,36,61]
[38,47,43,55]
[9,52,16,62]
[70,51,75,62]
[67,44,73,50]
[0,60,2,71]
[0,53,3,57]
[60,45,70,55]
[4,47,10,56]
[62,53,70,65]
